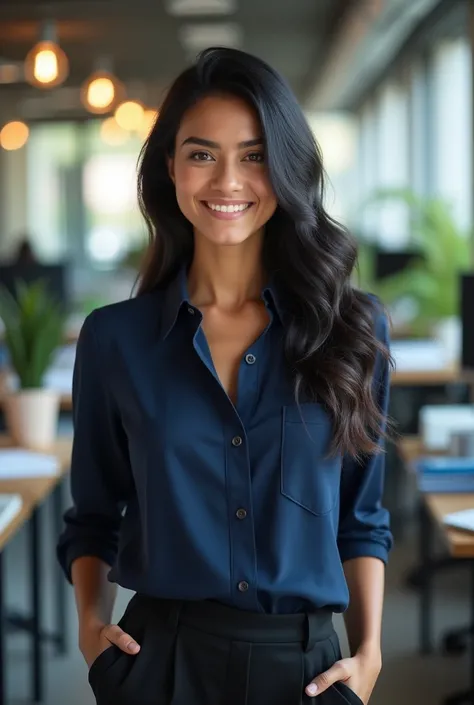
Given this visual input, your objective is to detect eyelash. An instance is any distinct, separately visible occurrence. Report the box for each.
[189,151,264,163]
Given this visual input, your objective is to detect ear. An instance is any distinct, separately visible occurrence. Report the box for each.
[168,156,175,184]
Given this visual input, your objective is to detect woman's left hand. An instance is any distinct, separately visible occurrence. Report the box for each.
[305,650,382,704]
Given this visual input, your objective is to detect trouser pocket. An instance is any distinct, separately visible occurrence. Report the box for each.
[329,681,364,705]
[88,595,177,705]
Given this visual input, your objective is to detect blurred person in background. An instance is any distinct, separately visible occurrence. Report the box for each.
[13,235,38,265]
[57,47,392,705]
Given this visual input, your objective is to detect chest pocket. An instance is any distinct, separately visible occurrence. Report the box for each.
[281,404,341,516]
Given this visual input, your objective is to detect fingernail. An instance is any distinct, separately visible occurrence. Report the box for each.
[306,684,318,695]
[128,642,140,653]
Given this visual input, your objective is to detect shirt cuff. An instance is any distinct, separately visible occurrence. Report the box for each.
[338,540,390,566]
[57,542,116,584]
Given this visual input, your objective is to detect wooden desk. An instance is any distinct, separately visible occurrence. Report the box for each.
[397,436,474,558]
[425,494,474,559]
[402,435,474,705]
[0,435,72,704]
[0,436,71,549]
[391,365,461,386]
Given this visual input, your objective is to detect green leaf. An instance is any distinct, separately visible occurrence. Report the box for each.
[0,280,66,389]
[362,190,472,325]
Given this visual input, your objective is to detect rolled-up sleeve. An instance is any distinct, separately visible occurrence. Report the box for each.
[337,309,393,565]
[57,310,131,583]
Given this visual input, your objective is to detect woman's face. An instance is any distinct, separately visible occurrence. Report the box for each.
[169,94,277,247]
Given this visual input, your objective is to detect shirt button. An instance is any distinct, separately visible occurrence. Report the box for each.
[232,436,243,447]
[236,508,247,520]
[245,353,256,365]
[187,307,195,315]
[238,580,249,592]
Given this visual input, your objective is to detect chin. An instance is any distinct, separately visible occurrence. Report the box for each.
[201,225,255,247]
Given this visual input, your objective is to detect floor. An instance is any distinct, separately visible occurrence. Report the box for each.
[2,482,471,705]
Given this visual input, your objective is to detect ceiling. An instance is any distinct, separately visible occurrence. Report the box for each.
[0,0,352,122]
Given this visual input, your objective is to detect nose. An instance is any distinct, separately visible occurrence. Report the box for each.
[210,158,243,194]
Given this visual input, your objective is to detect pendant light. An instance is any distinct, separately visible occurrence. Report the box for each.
[81,57,124,115]
[24,20,69,89]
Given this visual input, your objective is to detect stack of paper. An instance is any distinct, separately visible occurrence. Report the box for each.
[0,449,59,479]
[444,509,474,533]
[0,494,23,534]
[391,339,448,371]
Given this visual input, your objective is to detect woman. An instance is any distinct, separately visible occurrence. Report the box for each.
[57,47,392,705]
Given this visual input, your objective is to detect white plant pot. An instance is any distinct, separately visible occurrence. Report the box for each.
[434,316,461,364]
[4,389,59,451]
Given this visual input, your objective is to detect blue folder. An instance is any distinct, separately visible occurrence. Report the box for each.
[416,457,474,493]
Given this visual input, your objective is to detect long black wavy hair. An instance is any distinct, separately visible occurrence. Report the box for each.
[137,47,392,458]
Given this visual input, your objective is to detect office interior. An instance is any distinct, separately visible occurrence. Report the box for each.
[1,0,474,703]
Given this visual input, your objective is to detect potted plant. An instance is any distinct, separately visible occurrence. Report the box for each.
[359,190,471,343]
[0,279,65,450]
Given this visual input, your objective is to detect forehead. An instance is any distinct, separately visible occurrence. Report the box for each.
[177,95,261,142]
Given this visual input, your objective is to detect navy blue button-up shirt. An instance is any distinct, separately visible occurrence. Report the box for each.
[57,268,392,614]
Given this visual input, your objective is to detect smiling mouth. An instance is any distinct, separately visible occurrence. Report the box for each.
[202,201,254,214]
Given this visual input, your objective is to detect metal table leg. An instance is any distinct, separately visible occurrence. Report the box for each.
[0,551,5,705]
[419,498,434,654]
[52,482,67,655]
[30,507,43,703]
[470,563,474,705]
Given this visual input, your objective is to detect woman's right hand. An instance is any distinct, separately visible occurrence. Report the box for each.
[80,621,141,669]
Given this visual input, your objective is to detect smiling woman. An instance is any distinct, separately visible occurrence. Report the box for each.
[58,47,392,705]
[168,94,277,245]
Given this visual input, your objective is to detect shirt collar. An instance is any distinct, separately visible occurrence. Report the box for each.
[161,267,285,339]
[262,277,285,324]
[161,266,192,339]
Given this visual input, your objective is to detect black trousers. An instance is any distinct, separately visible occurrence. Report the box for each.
[88,594,363,705]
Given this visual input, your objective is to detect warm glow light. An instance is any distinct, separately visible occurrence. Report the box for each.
[24,40,69,88]
[35,48,58,83]
[81,71,123,115]
[100,117,130,146]
[115,100,144,131]
[0,121,29,151]
[88,77,115,109]
[138,109,158,138]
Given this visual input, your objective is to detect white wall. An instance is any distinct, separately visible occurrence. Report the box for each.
[431,38,472,231]
[0,147,29,258]
[306,112,358,224]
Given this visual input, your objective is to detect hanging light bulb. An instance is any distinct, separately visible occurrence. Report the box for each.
[81,58,124,115]
[0,121,29,151]
[114,100,145,131]
[24,20,69,89]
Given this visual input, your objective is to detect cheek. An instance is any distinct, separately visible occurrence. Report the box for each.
[253,174,277,212]
[174,164,204,201]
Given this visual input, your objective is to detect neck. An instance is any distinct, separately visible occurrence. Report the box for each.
[188,230,265,310]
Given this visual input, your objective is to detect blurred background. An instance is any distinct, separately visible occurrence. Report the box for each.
[1,0,474,704]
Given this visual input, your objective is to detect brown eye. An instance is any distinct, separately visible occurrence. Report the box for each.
[189,151,214,161]
[245,152,264,163]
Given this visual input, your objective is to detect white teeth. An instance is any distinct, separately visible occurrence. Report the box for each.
[207,202,250,213]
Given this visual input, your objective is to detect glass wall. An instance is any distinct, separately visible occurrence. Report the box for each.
[25,120,146,269]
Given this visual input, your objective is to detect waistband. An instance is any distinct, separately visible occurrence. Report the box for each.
[132,595,334,652]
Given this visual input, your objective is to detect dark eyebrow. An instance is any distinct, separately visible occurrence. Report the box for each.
[181,137,263,149]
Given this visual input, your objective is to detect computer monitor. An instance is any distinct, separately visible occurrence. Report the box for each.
[374,250,423,280]
[461,273,474,370]
[0,263,68,309]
